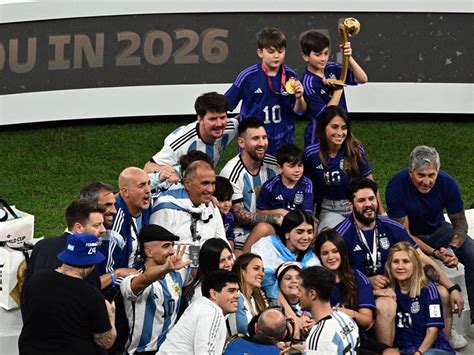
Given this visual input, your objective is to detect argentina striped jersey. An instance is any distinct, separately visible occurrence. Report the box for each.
[121,269,185,354]
[151,118,238,168]
[219,154,278,244]
[305,310,359,354]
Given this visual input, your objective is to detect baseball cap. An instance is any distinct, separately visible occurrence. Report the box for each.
[138,224,180,245]
[57,233,105,266]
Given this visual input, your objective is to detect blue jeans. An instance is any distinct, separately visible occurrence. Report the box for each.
[318,198,351,233]
[418,221,474,321]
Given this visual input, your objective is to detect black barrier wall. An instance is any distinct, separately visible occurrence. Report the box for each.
[0,12,472,95]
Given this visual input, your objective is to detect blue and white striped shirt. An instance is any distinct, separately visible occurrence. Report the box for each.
[219,154,278,246]
[305,310,359,354]
[151,118,238,168]
[121,269,185,354]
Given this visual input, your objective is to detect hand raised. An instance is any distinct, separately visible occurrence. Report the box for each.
[165,244,192,271]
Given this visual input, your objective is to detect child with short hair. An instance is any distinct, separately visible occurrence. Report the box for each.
[300,30,368,147]
[214,176,236,248]
[225,27,306,156]
[257,144,313,215]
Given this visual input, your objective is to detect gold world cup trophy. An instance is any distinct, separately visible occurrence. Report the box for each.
[325,17,361,86]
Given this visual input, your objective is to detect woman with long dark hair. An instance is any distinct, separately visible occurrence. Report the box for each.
[251,210,320,300]
[314,229,375,329]
[315,229,402,354]
[304,105,384,231]
[386,242,454,355]
[182,238,234,306]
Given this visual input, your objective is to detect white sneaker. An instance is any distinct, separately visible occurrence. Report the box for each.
[449,328,468,349]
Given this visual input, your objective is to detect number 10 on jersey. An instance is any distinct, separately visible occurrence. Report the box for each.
[263,105,282,124]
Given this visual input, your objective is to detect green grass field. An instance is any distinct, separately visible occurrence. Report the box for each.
[1,118,473,238]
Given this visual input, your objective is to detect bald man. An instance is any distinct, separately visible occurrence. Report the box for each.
[98,167,152,354]
[99,167,152,276]
[224,308,287,354]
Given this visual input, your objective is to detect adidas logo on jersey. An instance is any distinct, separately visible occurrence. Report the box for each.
[321,89,326,95]
[353,245,362,252]
[254,88,263,94]
[316,164,324,170]
[275,194,284,201]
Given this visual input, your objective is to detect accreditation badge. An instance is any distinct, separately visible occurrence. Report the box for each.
[429,304,441,318]
[188,245,200,268]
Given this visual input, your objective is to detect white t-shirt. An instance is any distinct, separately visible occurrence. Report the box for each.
[158,296,227,355]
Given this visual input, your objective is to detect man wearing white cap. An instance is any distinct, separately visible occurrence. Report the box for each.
[19,233,117,354]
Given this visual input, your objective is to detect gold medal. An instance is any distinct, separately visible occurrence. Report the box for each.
[284,77,296,94]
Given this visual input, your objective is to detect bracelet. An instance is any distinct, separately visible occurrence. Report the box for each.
[432,248,439,260]
[110,271,116,287]
[415,350,422,355]
[448,284,461,294]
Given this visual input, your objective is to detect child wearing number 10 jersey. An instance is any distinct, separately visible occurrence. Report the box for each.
[225,27,306,156]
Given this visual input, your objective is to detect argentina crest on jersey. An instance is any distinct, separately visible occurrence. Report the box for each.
[411,300,420,314]
[379,236,390,250]
[172,280,181,297]
[294,191,304,205]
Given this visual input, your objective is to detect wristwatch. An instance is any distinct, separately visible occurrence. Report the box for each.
[448,284,462,294]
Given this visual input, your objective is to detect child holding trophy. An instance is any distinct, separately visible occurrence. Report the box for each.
[300,21,368,147]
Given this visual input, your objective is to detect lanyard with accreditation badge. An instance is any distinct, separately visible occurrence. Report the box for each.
[188,213,201,268]
[355,223,382,276]
[188,211,214,268]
